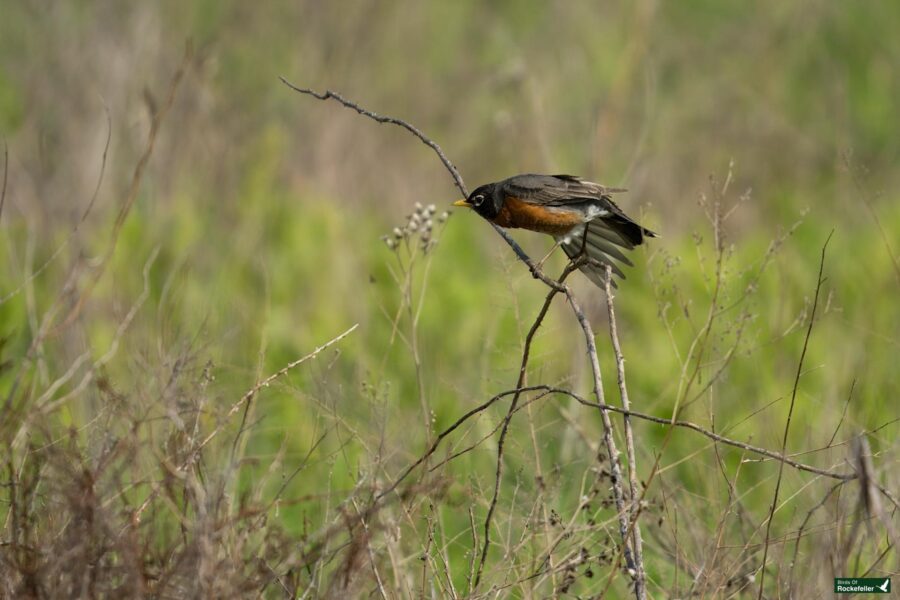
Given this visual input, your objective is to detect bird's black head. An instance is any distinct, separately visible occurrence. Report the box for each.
[454,183,503,220]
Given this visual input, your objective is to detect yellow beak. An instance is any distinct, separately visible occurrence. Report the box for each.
[453,199,472,208]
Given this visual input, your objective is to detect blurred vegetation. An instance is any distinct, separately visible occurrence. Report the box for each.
[1,1,898,597]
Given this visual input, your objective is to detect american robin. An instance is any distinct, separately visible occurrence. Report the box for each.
[453,174,656,288]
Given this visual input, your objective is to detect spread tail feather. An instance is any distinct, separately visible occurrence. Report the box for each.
[558,218,653,289]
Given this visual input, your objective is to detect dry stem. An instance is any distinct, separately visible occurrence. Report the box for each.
[756,231,831,598]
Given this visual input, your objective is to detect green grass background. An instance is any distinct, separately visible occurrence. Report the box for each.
[1,1,899,596]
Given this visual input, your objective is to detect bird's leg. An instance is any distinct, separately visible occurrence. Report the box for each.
[577,225,589,258]
[534,239,564,271]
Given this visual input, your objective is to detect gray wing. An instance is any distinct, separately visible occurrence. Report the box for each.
[500,174,627,206]
[502,173,647,242]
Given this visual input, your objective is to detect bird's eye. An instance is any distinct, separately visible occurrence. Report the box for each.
[472,194,484,207]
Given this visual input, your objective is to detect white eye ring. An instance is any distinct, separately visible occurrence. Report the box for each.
[472,194,485,207]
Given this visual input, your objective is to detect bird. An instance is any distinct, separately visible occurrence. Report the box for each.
[453,174,656,288]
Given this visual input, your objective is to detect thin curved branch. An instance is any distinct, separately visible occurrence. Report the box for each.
[0,141,7,224]
[757,230,831,599]
[474,264,574,587]
[278,78,565,290]
[377,383,854,508]
[278,79,467,196]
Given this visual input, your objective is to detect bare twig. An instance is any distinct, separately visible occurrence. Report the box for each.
[52,43,192,334]
[278,79,466,196]
[349,498,388,600]
[444,384,854,482]
[604,265,646,599]
[36,247,160,415]
[278,78,565,291]
[425,389,558,473]
[787,481,845,597]
[595,188,737,599]
[0,140,7,224]
[467,506,478,595]
[563,273,636,582]
[853,435,900,553]
[826,379,856,448]
[757,230,832,599]
[473,264,573,588]
[374,385,554,503]
[192,324,359,457]
[80,103,113,224]
[230,266,271,463]
[844,153,900,288]
[0,109,111,414]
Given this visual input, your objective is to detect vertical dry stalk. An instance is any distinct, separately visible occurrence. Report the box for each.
[52,43,193,335]
[0,142,7,224]
[563,285,638,590]
[380,210,448,447]
[597,187,733,599]
[604,266,646,600]
[756,231,831,599]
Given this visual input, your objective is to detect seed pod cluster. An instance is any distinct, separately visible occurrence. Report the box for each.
[381,202,449,254]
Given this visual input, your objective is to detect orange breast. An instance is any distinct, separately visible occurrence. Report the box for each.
[493,196,583,235]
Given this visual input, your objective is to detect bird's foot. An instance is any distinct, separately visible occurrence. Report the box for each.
[534,240,564,272]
